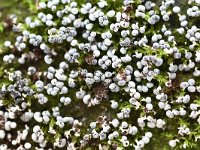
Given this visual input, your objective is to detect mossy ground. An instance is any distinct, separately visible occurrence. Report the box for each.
[0,0,200,150]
